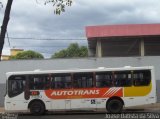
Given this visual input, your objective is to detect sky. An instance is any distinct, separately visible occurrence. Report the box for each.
[0,0,160,58]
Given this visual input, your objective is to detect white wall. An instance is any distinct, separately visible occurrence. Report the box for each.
[1,56,160,83]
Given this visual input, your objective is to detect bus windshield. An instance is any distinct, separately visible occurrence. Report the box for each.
[8,75,25,98]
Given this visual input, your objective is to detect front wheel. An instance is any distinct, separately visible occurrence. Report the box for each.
[29,101,45,115]
[106,99,123,113]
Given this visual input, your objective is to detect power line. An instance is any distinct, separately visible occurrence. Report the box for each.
[13,45,69,48]
[12,45,87,48]
[5,37,87,41]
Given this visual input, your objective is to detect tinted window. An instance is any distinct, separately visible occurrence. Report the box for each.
[96,72,113,88]
[133,70,151,86]
[73,73,93,88]
[114,71,132,87]
[29,75,50,90]
[51,74,72,89]
[8,75,25,98]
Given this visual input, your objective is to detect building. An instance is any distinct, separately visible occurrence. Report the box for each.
[1,48,24,60]
[86,24,160,57]
[1,55,10,60]
[10,48,24,56]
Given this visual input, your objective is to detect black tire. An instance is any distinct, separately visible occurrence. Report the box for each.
[29,101,45,115]
[106,99,123,113]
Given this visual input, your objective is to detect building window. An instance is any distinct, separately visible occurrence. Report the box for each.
[51,74,72,89]
[133,70,151,86]
[96,72,113,88]
[73,73,93,88]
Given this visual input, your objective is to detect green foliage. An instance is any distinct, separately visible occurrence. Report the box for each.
[52,43,88,58]
[10,50,44,60]
[45,0,73,15]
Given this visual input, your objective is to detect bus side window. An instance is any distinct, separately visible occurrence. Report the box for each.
[114,71,132,87]
[73,73,93,88]
[29,75,50,90]
[96,72,113,88]
[51,74,72,89]
[133,70,151,86]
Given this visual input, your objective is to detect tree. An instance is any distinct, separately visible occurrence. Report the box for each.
[10,50,44,60]
[51,43,88,58]
[0,0,72,61]
[45,0,72,14]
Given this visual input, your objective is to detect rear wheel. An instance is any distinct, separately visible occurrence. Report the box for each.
[29,101,45,115]
[106,99,123,113]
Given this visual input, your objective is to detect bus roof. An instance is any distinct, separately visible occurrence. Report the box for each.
[6,66,154,77]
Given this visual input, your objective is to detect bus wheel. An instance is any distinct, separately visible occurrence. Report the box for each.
[106,99,123,113]
[29,101,45,115]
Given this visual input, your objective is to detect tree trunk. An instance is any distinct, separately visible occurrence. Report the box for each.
[0,0,13,61]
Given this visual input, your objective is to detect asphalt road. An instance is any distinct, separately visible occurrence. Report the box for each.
[19,113,105,119]
[17,110,160,119]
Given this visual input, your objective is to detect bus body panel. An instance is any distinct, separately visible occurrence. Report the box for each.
[5,93,28,111]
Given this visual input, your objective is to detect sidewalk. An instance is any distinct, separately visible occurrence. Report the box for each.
[124,103,160,113]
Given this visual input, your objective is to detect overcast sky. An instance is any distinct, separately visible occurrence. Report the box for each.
[1,0,160,58]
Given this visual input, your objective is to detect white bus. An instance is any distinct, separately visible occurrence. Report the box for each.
[4,66,157,115]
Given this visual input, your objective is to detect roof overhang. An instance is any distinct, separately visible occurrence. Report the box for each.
[86,23,160,39]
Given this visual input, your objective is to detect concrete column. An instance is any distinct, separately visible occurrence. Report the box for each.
[96,40,102,57]
[140,39,145,56]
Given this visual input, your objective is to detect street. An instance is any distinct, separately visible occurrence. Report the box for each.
[17,109,160,119]
[19,113,105,119]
